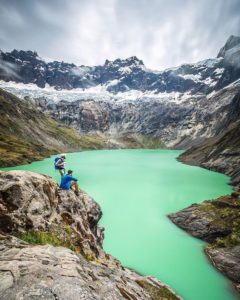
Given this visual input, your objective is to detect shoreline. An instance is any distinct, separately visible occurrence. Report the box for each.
[169,193,240,296]
[171,151,240,295]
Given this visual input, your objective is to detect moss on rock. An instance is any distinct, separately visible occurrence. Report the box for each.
[20,228,77,252]
[136,279,180,300]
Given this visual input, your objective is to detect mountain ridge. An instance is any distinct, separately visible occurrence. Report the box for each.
[1,35,240,94]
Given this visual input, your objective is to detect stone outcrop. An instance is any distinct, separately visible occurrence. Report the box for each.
[0,170,104,258]
[169,193,240,294]
[0,170,181,300]
[206,246,240,294]
[0,234,181,300]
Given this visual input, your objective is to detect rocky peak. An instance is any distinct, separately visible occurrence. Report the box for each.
[217,35,240,58]
[104,56,145,69]
[125,56,144,66]
[9,49,41,62]
[0,36,239,92]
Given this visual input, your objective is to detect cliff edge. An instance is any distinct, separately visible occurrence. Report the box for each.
[0,170,181,300]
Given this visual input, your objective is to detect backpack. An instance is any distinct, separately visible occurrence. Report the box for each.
[54,156,61,169]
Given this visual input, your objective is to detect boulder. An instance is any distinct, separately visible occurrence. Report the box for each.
[0,170,103,258]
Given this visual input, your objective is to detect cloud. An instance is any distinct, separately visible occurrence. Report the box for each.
[0,0,240,70]
[0,58,21,79]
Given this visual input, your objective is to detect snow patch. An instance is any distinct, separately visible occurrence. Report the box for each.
[119,66,132,74]
[179,74,202,82]
[204,77,217,87]
[213,68,224,75]
[71,66,92,76]
[195,58,222,68]
[0,80,198,106]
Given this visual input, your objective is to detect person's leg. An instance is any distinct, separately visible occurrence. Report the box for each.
[59,169,65,176]
[71,181,79,195]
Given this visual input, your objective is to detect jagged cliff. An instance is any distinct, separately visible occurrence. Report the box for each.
[39,82,240,148]
[178,89,240,189]
[0,170,181,300]
[179,119,240,190]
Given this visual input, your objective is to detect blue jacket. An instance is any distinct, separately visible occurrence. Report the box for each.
[60,174,78,190]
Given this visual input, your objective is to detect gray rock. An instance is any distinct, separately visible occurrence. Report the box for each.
[169,203,231,243]
[0,271,14,292]
[0,170,104,258]
[206,246,240,285]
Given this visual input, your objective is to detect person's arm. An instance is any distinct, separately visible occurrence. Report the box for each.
[71,176,78,182]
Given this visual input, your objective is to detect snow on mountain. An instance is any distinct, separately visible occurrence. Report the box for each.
[0,79,194,105]
[0,36,240,149]
[1,36,239,96]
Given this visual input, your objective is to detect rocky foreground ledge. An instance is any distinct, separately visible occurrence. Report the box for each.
[0,170,181,300]
[169,193,240,294]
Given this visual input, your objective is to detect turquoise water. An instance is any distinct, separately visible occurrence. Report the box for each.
[3,149,238,300]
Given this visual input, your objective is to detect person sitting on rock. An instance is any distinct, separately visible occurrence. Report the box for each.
[60,170,79,195]
[54,154,66,176]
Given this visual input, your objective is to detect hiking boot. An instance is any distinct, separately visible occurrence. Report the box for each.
[75,191,80,196]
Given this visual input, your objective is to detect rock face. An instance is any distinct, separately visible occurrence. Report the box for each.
[169,193,240,293]
[41,82,240,149]
[0,170,104,258]
[178,117,240,190]
[177,79,240,190]
[0,170,181,300]
[206,246,240,294]
[0,235,181,300]
[0,88,117,167]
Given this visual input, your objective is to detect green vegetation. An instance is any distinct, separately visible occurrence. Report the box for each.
[118,134,166,149]
[84,253,95,262]
[20,229,76,251]
[200,195,240,248]
[136,279,180,300]
[44,118,109,150]
[18,227,97,262]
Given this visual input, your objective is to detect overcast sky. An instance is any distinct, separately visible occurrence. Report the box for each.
[0,0,240,70]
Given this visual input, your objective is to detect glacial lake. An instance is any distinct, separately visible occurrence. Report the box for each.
[3,149,239,300]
